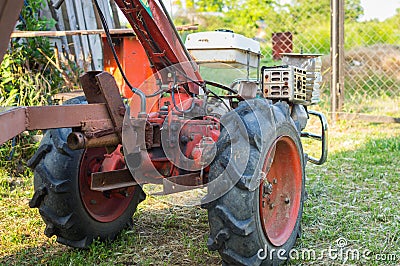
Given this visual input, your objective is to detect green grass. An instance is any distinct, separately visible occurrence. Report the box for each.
[0,120,399,265]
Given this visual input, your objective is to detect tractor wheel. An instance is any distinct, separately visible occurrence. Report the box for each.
[28,97,146,248]
[206,99,305,265]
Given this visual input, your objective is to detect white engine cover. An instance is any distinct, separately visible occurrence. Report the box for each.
[185,31,261,68]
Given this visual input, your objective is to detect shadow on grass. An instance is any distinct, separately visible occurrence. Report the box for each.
[0,135,398,265]
[292,135,400,265]
[0,198,221,265]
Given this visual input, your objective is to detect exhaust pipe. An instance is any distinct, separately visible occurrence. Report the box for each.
[67,132,120,150]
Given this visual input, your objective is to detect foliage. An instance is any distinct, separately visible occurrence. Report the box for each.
[0,0,61,107]
[175,0,364,38]
[345,20,400,49]
[0,0,66,173]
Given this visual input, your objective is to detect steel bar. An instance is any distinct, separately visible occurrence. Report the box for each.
[91,169,138,191]
[0,108,27,145]
[153,173,204,195]
[0,104,110,145]
[0,0,24,61]
[26,104,110,130]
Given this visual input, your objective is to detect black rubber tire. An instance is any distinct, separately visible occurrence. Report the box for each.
[28,96,146,248]
[205,99,305,265]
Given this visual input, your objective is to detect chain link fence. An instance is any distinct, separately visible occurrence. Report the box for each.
[257,1,399,121]
[34,0,400,120]
[258,1,332,113]
[343,14,400,118]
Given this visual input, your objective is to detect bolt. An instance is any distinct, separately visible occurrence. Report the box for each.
[120,190,129,197]
[263,182,273,196]
[180,135,189,144]
[285,197,290,204]
[90,199,97,205]
[269,203,275,209]
[171,123,179,131]
[262,201,265,208]
[273,178,277,184]
[118,106,126,116]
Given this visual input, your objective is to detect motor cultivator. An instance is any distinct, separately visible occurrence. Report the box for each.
[0,0,327,264]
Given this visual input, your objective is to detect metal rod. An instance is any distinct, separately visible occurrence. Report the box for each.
[67,132,120,150]
[331,0,338,122]
[338,0,345,112]
[11,25,198,38]
[330,0,345,122]
[0,104,110,145]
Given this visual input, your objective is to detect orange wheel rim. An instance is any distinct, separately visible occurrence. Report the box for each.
[259,136,302,246]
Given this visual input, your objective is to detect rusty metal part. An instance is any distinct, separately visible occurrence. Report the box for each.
[0,104,110,145]
[144,121,154,149]
[152,173,204,195]
[96,72,126,139]
[91,169,204,194]
[90,169,138,192]
[165,172,203,186]
[27,104,110,130]
[0,0,24,62]
[81,119,114,135]
[67,132,120,150]
[80,71,104,103]
[0,107,26,145]
[80,71,126,141]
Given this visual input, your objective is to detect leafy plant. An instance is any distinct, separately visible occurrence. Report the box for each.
[0,0,74,173]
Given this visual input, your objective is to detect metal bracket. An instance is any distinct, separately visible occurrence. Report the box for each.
[301,110,328,165]
[91,169,138,192]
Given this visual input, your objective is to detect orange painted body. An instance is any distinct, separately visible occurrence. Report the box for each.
[102,33,153,99]
[101,0,219,182]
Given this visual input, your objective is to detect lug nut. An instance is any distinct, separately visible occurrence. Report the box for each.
[285,197,290,204]
[263,182,273,196]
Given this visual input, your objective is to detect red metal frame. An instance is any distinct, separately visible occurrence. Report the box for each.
[114,0,203,94]
[0,104,110,145]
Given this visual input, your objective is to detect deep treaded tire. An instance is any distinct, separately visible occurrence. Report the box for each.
[28,97,145,248]
[206,99,305,265]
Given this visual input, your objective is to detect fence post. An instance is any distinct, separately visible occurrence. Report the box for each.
[330,0,345,121]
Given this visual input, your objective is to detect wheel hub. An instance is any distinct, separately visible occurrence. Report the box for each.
[259,136,302,246]
[79,146,136,223]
